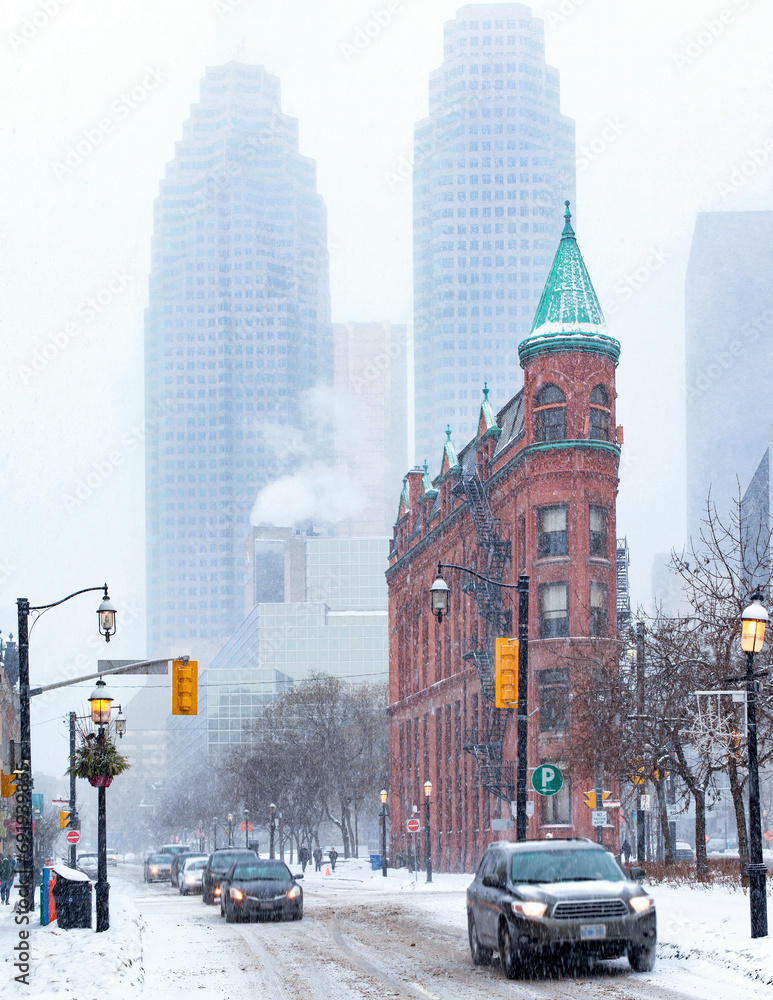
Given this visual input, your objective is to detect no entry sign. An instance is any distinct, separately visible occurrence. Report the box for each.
[65,830,80,844]
[406,817,421,833]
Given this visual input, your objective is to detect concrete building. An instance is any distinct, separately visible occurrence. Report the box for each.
[413,3,575,464]
[332,322,409,537]
[145,62,332,663]
[388,204,622,871]
[685,211,773,542]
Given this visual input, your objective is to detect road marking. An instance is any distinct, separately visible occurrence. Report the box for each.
[410,983,439,999]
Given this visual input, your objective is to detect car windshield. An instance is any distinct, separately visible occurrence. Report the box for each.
[184,859,206,871]
[510,848,624,884]
[212,852,250,872]
[233,862,289,881]
[149,854,171,864]
[79,855,97,862]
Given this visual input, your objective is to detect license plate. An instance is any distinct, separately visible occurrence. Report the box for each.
[258,901,274,911]
[580,924,606,940]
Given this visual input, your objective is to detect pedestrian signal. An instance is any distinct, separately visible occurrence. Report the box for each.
[172,659,198,715]
[0,771,17,798]
[494,638,518,708]
[59,810,71,829]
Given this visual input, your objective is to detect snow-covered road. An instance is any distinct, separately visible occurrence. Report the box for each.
[3,861,772,999]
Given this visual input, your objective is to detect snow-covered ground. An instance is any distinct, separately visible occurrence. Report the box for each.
[1,860,771,998]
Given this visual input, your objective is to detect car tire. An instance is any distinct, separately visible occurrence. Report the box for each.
[203,889,212,905]
[628,943,656,972]
[468,913,492,966]
[225,902,237,923]
[499,921,520,980]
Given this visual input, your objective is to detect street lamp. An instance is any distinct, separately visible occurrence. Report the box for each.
[227,814,234,846]
[740,591,769,939]
[380,790,388,878]
[424,780,433,883]
[16,583,114,916]
[88,677,122,933]
[244,808,250,849]
[269,803,276,859]
[429,569,450,622]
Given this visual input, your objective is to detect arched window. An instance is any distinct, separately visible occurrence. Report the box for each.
[534,383,566,442]
[589,384,610,440]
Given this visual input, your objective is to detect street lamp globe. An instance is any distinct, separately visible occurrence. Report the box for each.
[424,780,432,799]
[429,567,450,622]
[89,678,113,725]
[115,708,127,738]
[741,595,768,652]
[380,789,388,805]
[97,592,117,642]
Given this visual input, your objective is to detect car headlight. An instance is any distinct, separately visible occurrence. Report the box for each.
[150,867,158,874]
[511,901,548,918]
[287,885,301,900]
[229,888,244,901]
[630,896,654,913]
[214,886,221,896]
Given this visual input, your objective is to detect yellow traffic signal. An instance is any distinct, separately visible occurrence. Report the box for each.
[494,638,518,708]
[59,810,71,829]
[584,790,612,810]
[0,771,17,798]
[172,659,198,715]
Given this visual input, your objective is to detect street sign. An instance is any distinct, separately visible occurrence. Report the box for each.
[492,818,514,831]
[406,818,421,833]
[591,810,606,827]
[531,764,563,796]
[65,830,80,844]
[603,801,621,809]
[763,830,772,843]
[639,794,652,812]
[525,801,535,818]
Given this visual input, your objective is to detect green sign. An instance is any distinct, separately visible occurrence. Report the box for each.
[531,764,563,796]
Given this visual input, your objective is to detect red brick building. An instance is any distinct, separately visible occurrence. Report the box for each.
[387,205,623,872]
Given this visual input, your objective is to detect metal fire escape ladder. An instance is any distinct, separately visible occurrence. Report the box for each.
[616,537,631,637]
[456,473,514,804]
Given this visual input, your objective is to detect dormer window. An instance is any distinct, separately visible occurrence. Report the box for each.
[534,384,565,441]
[589,384,610,440]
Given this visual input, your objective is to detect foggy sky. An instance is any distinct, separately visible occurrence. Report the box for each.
[2,0,772,771]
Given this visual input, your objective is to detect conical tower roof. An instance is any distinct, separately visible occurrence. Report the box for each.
[519,202,620,366]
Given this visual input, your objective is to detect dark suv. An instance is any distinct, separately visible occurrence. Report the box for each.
[202,849,258,905]
[466,838,656,978]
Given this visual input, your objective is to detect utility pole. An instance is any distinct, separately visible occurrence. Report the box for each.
[635,622,646,863]
[69,713,77,868]
[516,575,529,841]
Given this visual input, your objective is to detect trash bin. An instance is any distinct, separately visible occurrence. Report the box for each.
[370,853,381,871]
[51,864,92,929]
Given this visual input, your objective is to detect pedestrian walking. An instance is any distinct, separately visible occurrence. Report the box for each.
[298,844,310,873]
[313,847,323,872]
[621,839,632,865]
[0,854,14,904]
[328,848,338,872]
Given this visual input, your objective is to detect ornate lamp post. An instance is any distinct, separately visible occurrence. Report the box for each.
[380,790,388,877]
[227,814,234,846]
[88,678,118,933]
[423,780,432,883]
[269,803,276,859]
[17,583,115,916]
[740,591,769,939]
[244,808,250,848]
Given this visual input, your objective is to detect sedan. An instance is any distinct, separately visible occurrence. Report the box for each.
[220,859,303,922]
[202,848,258,904]
[179,855,208,895]
[144,853,173,882]
[76,853,99,879]
[467,838,656,978]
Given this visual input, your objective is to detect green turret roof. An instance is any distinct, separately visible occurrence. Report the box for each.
[439,425,460,478]
[519,202,620,365]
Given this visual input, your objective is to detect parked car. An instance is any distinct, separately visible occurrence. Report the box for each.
[219,858,303,922]
[76,853,99,880]
[466,838,657,979]
[179,855,208,895]
[201,848,258,905]
[144,853,173,882]
[674,841,695,862]
[106,847,118,867]
[171,851,206,888]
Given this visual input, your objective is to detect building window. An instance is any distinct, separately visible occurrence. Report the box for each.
[539,582,569,638]
[590,582,608,637]
[537,505,568,557]
[534,383,565,441]
[589,506,608,557]
[539,668,570,732]
[541,764,571,824]
[589,384,610,440]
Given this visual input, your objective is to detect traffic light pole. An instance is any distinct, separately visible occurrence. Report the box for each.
[635,623,646,863]
[69,712,77,868]
[516,576,529,842]
[595,775,604,845]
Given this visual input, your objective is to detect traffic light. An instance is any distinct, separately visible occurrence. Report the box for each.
[59,810,71,829]
[0,771,17,798]
[172,659,198,715]
[584,790,612,810]
[494,638,518,708]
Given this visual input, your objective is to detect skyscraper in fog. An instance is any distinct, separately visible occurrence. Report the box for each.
[145,62,332,659]
[413,3,575,463]
[685,211,773,541]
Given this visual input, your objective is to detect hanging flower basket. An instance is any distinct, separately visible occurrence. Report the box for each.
[88,775,113,788]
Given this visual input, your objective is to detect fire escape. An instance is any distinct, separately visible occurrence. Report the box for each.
[454,473,514,803]
[616,537,631,637]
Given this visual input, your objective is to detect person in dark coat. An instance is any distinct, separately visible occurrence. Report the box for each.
[621,839,632,865]
[0,855,14,904]
[298,845,310,872]
[313,847,323,872]
[328,848,338,872]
